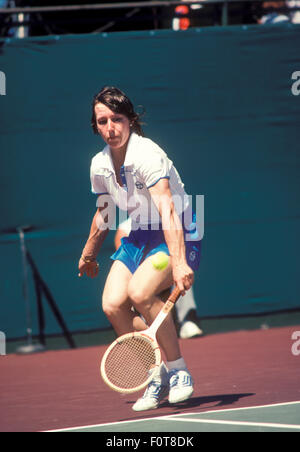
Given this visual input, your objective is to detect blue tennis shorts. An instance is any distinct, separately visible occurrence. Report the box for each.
[111,214,202,274]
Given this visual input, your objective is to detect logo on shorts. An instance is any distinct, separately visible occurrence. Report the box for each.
[135,181,144,190]
[189,251,196,262]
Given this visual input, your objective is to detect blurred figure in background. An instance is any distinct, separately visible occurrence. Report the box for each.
[256,1,290,24]
[286,0,300,23]
[171,0,203,31]
[0,0,29,38]
[172,2,191,31]
[115,218,203,339]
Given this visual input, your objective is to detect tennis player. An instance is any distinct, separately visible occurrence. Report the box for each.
[79,86,201,411]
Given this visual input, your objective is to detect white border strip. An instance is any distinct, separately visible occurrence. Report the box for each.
[43,400,300,432]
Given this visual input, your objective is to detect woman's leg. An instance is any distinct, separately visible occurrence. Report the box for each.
[102,260,146,335]
[126,253,194,412]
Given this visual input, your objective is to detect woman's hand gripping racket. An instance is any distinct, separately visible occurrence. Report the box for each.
[100,286,181,394]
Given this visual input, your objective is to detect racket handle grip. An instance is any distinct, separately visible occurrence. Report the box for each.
[168,286,182,304]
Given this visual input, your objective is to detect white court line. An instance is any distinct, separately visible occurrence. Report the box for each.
[163,417,300,431]
[43,400,300,432]
[166,400,300,417]
[44,415,168,432]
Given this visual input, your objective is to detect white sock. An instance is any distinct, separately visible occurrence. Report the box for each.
[166,357,187,371]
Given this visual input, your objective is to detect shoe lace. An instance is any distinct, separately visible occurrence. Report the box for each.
[169,370,180,389]
[143,379,162,399]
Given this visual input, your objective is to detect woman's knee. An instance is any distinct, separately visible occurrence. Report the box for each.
[102,294,125,320]
[127,281,151,312]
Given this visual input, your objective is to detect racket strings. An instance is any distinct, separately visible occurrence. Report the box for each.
[103,336,158,390]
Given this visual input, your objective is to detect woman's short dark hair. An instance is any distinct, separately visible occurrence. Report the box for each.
[91,86,144,136]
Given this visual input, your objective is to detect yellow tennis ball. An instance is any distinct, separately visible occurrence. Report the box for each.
[151,252,169,271]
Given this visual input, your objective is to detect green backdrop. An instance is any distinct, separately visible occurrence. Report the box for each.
[1,23,300,339]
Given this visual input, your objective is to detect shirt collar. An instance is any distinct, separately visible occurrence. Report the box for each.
[123,132,139,167]
[101,145,115,174]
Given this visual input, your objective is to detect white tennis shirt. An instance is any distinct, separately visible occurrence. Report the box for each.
[90,132,191,227]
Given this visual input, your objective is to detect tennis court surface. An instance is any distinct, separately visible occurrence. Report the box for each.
[48,401,300,433]
[1,325,299,432]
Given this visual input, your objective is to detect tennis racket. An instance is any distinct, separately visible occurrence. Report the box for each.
[100,286,181,394]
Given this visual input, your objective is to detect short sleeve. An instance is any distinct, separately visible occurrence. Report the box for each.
[138,147,171,189]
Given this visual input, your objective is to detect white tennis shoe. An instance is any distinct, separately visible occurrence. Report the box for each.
[168,368,194,404]
[132,363,169,412]
[132,365,194,411]
[179,321,203,339]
